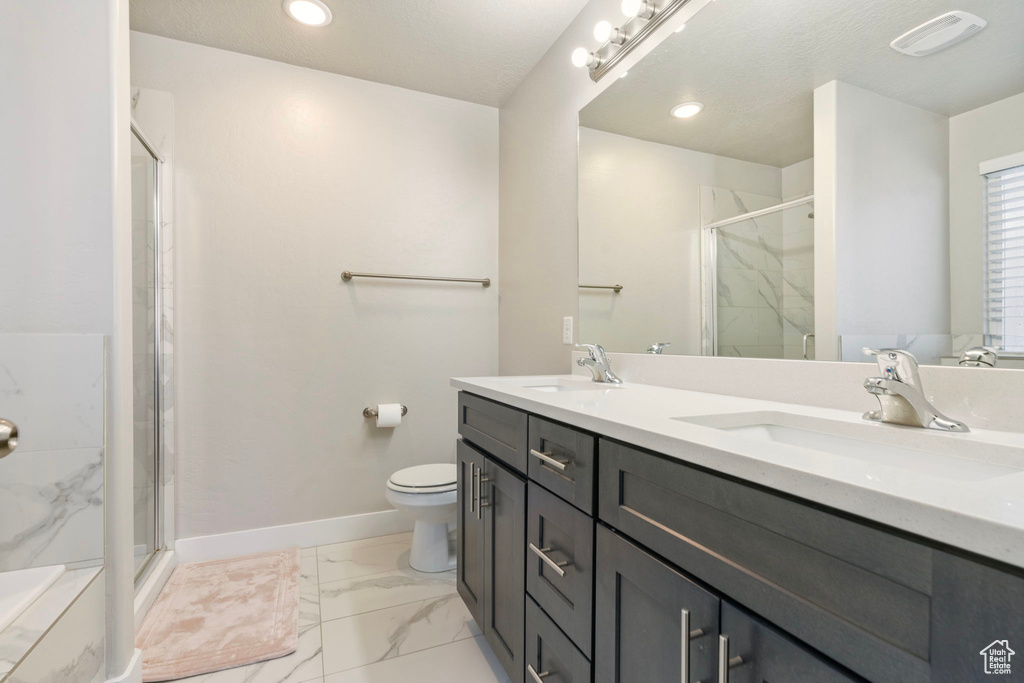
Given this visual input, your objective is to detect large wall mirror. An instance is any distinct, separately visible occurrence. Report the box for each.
[578,0,1024,367]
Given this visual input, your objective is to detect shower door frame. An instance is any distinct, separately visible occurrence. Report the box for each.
[130,120,165,584]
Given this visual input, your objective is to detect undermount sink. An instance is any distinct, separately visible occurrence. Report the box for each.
[523,379,620,392]
[675,411,1024,482]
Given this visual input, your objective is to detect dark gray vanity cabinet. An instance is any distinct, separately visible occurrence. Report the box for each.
[456,398,528,683]
[456,391,1024,683]
[719,602,861,683]
[594,526,720,683]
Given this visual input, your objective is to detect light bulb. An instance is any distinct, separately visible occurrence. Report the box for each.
[571,47,591,68]
[671,102,704,118]
[594,20,613,42]
[283,0,333,26]
[621,0,642,17]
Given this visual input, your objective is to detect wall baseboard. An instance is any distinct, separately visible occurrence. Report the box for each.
[106,647,142,683]
[174,509,412,564]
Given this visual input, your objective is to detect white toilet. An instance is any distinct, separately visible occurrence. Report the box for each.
[385,464,458,573]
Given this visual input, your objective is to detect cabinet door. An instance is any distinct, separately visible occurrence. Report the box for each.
[456,440,486,626]
[719,602,860,683]
[483,456,527,683]
[595,526,719,683]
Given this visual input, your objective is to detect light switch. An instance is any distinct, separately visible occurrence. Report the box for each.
[562,316,574,344]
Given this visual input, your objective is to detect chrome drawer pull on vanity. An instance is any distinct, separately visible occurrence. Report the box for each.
[717,635,744,683]
[527,664,551,683]
[530,448,569,471]
[528,542,569,577]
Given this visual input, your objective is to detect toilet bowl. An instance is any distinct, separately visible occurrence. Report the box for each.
[385,464,457,573]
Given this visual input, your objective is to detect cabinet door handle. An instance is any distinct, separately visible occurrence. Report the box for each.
[681,609,707,683]
[717,635,744,683]
[529,542,569,577]
[478,475,490,517]
[530,448,569,471]
[470,464,478,514]
[527,664,550,682]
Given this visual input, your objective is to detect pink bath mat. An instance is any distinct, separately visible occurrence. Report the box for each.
[135,548,300,682]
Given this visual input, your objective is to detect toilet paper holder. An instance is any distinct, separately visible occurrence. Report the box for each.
[363,405,409,419]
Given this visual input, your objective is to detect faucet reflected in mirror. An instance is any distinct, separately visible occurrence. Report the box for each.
[862,348,969,432]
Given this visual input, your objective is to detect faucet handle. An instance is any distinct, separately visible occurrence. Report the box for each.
[863,347,922,386]
[575,343,606,360]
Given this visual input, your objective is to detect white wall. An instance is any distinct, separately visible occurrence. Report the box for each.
[130,33,499,539]
[815,80,950,359]
[578,127,781,355]
[949,91,1024,339]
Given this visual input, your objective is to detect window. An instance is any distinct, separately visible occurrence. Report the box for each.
[984,160,1024,353]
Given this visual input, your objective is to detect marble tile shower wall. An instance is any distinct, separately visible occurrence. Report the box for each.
[703,187,786,358]
[0,335,105,571]
[131,86,176,553]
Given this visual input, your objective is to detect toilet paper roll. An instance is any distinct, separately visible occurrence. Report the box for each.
[375,403,404,428]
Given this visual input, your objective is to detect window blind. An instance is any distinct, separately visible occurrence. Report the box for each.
[985,163,1024,352]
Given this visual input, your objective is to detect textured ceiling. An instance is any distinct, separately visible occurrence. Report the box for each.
[129,0,590,107]
[580,0,1024,168]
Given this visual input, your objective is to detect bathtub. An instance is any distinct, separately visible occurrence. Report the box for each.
[0,565,64,633]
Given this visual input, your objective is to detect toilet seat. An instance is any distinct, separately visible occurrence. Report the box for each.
[387,464,457,494]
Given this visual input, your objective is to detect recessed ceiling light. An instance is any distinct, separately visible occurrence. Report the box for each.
[671,102,704,118]
[619,71,629,79]
[675,23,686,33]
[283,0,332,27]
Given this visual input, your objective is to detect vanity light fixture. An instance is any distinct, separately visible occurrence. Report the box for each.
[283,0,333,27]
[573,0,694,80]
[671,102,703,118]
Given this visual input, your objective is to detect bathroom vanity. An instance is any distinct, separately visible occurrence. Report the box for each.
[453,377,1024,683]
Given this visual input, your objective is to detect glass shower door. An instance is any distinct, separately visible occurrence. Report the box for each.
[131,127,161,580]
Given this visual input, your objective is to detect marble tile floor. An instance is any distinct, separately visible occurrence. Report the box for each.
[162,532,510,683]
[0,566,101,677]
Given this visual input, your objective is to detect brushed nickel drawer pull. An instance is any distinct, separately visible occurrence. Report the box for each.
[527,664,550,682]
[529,543,569,577]
[530,448,569,471]
[717,635,744,683]
[470,464,478,515]
[478,475,490,514]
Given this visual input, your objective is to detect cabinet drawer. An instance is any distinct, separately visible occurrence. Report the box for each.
[526,597,591,683]
[526,482,594,657]
[458,392,528,473]
[527,416,595,514]
[598,438,931,683]
[595,526,719,683]
[720,602,860,683]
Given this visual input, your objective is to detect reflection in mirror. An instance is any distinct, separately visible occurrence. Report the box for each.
[578,0,1024,366]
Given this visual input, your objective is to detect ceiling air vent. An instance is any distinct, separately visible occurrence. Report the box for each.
[890,11,987,57]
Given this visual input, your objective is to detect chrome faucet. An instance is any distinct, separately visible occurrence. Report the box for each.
[647,342,671,354]
[862,348,969,432]
[959,346,999,368]
[576,344,622,384]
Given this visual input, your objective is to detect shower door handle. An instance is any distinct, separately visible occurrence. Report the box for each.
[0,419,19,459]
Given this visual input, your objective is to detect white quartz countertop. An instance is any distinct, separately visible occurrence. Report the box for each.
[451,374,1024,569]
